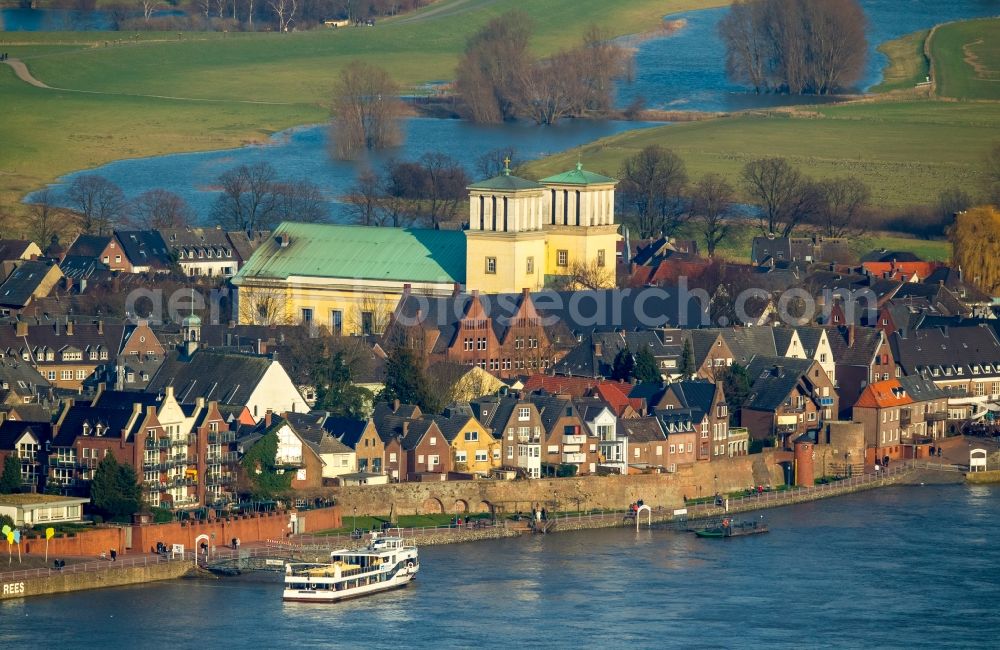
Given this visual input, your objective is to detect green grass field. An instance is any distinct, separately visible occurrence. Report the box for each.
[0,0,725,213]
[932,17,1000,100]
[524,101,1000,210]
[870,29,930,93]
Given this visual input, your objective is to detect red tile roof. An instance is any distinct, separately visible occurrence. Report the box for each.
[853,379,912,409]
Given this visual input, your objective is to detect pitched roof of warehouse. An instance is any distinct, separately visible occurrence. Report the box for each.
[233,222,466,285]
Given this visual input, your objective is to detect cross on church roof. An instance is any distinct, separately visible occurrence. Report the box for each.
[503,156,511,175]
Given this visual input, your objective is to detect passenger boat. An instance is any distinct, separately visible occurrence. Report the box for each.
[283,531,419,602]
[694,517,769,538]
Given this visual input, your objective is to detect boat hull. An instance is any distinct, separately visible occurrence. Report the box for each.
[283,570,417,603]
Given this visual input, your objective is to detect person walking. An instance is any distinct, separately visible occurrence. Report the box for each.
[110,548,117,562]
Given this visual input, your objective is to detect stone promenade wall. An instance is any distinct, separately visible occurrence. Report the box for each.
[0,559,190,601]
[330,453,785,517]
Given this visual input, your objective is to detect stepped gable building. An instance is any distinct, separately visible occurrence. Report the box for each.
[232,163,620,335]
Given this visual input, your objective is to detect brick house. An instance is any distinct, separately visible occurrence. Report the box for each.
[852,377,950,461]
[826,325,896,417]
[655,380,728,461]
[530,394,599,476]
[741,356,839,448]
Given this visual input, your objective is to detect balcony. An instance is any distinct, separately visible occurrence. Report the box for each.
[206,451,239,464]
[275,455,303,467]
[925,411,949,422]
[562,434,586,445]
[562,452,586,464]
[206,473,235,486]
[50,456,77,467]
[167,476,197,488]
[209,431,236,444]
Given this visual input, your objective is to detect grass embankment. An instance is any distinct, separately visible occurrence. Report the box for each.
[0,0,726,212]
[525,101,999,210]
[932,17,1000,100]
[870,29,931,93]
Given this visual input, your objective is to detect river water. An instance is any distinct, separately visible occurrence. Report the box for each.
[2,484,998,648]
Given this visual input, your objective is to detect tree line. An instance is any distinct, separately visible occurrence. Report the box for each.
[455,12,632,125]
[54,0,433,33]
[21,161,328,242]
[718,0,868,95]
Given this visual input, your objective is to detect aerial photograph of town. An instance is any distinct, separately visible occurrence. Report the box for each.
[0,0,998,646]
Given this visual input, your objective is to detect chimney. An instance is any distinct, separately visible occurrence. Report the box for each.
[392,398,401,412]
[55,319,61,336]
[265,409,273,428]
[847,325,856,347]
[97,320,103,335]
[66,319,73,336]
[165,386,174,400]
[452,283,460,297]
[277,234,290,248]
[594,342,603,357]
[228,320,236,329]
[402,421,409,436]
[15,320,28,337]
[773,365,783,377]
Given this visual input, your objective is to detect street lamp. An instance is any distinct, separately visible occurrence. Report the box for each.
[353,506,357,533]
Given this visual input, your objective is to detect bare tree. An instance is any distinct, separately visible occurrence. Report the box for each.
[210,162,279,232]
[345,167,383,226]
[141,0,160,22]
[617,145,689,239]
[64,174,127,235]
[272,179,328,223]
[130,189,194,229]
[350,293,394,335]
[268,0,296,31]
[238,284,292,325]
[417,152,469,228]
[330,61,402,160]
[814,176,871,238]
[475,147,519,179]
[26,189,63,248]
[719,0,867,95]
[454,11,532,123]
[690,174,735,257]
[741,157,820,236]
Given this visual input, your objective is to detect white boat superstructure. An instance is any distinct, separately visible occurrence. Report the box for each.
[283,531,419,603]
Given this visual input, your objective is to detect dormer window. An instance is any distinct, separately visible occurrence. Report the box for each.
[100,350,108,360]
[89,350,98,361]
[46,351,54,361]
[82,423,90,436]
[21,352,29,361]
[95,424,104,437]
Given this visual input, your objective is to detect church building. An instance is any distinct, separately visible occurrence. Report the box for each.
[232,163,619,336]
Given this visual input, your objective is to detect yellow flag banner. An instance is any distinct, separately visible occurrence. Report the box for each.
[45,527,55,540]
[4,531,11,544]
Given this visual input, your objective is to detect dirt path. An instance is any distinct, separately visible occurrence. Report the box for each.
[3,57,50,88]
[393,0,502,25]
[2,57,297,105]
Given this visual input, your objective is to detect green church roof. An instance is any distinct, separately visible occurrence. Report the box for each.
[540,162,616,186]
[233,222,466,285]
[467,174,545,192]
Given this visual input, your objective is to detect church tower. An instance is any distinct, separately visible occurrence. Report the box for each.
[538,163,619,285]
[464,160,548,294]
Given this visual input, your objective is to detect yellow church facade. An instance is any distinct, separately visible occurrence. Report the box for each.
[232,164,620,336]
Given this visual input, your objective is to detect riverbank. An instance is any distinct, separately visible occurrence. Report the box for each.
[0,554,192,601]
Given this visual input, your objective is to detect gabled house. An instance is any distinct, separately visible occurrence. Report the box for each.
[792,326,836,380]
[431,408,498,477]
[472,395,543,479]
[654,410,699,469]
[852,377,949,461]
[741,356,839,447]
[0,239,42,263]
[826,326,895,417]
[65,234,130,273]
[284,412,357,483]
[0,260,63,312]
[0,420,52,493]
[655,380,729,461]
[146,329,308,423]
[324,416,384,475]
[114,231,173,273]
[530,393,598,476]
[577,400,623,474]
[620,416,669,471]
